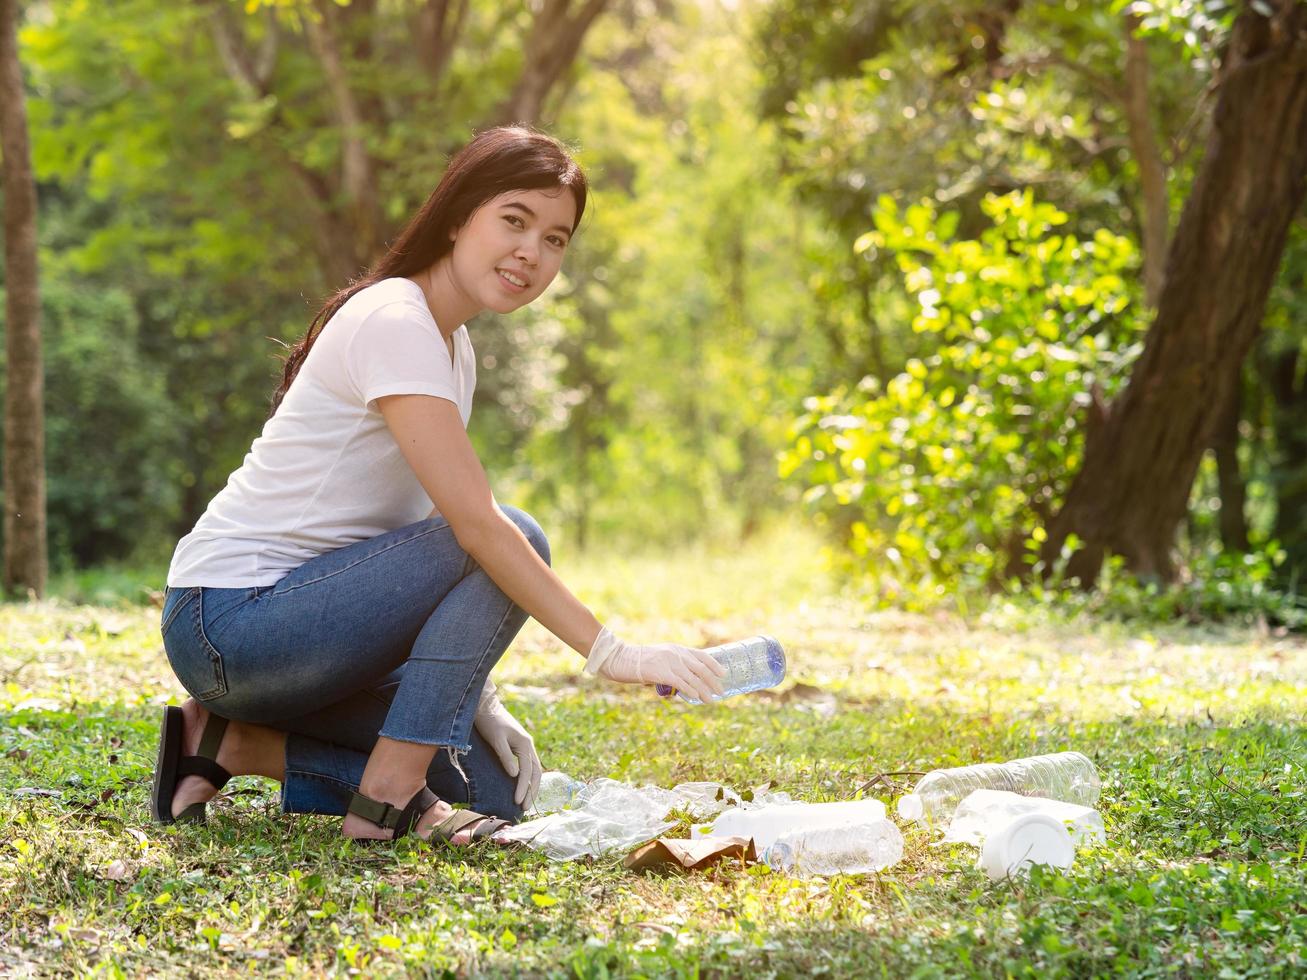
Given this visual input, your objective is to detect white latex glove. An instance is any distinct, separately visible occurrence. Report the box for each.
[584,626,728,703]
[472,679,542,810]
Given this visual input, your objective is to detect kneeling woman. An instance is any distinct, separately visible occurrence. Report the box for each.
[154,126,727,846]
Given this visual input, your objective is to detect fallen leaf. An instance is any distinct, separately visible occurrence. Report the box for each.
[101,860,133,882]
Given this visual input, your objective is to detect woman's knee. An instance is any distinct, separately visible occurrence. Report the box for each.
[497,504,551,567]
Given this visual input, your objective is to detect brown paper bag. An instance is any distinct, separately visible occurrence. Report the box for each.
[622,835,757,873]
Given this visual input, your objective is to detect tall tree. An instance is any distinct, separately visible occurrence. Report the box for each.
[200,0,613,283]
[0,0,46,598]
[1041,0,1307,587]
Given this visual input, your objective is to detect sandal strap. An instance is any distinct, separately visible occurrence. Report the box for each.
[196,714,228,762]
[174,800,208,823]
[432,807,502,842]
[470,817,510,840]
[175,713,232,790]
[347,786,438,840]
[177,755,232,790]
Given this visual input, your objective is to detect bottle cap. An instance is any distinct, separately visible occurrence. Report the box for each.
[978,812,1075,881]
[896,793,924,821]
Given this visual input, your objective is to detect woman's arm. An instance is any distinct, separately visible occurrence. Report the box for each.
[377,393,603,657]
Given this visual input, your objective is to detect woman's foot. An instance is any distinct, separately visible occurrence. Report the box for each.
[170,699,285,819]
[342,779,508,845]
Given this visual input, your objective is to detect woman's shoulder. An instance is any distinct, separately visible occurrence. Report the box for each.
[341,277,428,321]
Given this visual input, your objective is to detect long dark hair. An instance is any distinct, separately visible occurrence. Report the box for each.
[268,125,588,418]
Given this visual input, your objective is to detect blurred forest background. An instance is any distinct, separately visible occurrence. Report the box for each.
[4,0,1307,623]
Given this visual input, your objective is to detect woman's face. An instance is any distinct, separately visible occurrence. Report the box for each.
[449,187,577,315]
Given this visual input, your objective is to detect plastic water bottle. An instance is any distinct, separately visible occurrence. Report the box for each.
[528,771,585,815]
[656,635,785,704]
[761,819,904,876]
[897,751,1101,825]
[704,798,886,851]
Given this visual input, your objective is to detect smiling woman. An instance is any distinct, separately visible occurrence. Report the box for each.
[429,186,577,322]
[152,125,727,854]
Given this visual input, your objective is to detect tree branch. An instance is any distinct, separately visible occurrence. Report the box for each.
[302,0,383,264]
[498,0,612,125]
[207,0,278,99]
[413,0,469,85]
[1122,14,1171,307]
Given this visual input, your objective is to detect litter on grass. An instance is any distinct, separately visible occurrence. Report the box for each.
[622,835,757,873]
[496,774,792,861]
[504,753,1107,881]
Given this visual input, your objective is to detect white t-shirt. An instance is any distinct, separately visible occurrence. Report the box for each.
[167,277,477,588]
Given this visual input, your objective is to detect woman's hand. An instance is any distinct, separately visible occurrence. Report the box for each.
[473,680,542,809]
[584,627,728,703]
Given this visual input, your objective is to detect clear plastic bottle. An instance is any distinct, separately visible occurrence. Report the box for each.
[528,771,586,815]
[656,635,785,704]
[761,818,904,876]
[897,751,1101,825]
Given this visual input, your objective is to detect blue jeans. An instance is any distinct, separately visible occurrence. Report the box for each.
[159,505,551,823]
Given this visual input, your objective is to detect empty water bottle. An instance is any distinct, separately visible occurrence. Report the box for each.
[656,635,785,704]
[761,819,904,876]
[897,751,1101,825]
[529,771,586,815]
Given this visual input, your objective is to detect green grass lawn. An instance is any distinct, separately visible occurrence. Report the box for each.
[2,521,1305,977]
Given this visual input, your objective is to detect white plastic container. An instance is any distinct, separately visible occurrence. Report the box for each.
[978,812,1076,881]
[761,818,904,876]
[945,789,1106,847]
[698,798,888,851]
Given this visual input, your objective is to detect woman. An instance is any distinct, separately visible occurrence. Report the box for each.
[153,126,727,846]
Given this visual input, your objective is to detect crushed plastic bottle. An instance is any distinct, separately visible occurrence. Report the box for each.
[656,636,786,704]
[761,818,904,876]
[944,789,1105,847]
[698,798,887,851]
[897,751,1101,825]
[528,771,586,816]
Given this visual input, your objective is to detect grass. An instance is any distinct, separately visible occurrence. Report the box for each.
[1,518,1305,977]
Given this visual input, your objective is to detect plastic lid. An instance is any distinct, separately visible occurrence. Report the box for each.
[896,793,924,822]
[979,813,1075,881]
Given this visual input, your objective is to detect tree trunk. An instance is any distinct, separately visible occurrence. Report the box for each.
[498,0,611,124]
[1258,341,1307,579]
[0,0,47,598]
[412,0,469,85]
[1212,359,1249,552]
[1041,0,1307,588]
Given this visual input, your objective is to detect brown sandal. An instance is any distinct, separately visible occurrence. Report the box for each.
[347,785,512,843]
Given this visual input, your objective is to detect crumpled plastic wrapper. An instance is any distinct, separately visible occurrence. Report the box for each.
[495,775,791,862]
